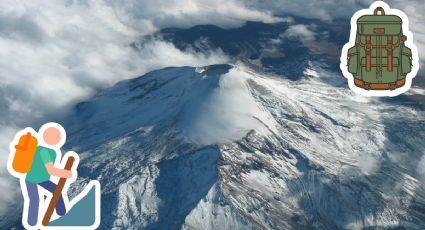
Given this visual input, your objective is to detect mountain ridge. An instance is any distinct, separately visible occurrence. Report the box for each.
[56,63,425,229]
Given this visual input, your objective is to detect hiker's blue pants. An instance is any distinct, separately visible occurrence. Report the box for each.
[25,180,66,226]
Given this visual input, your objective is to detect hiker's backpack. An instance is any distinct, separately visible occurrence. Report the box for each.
[12,132,38,173]
[347,7,412,90]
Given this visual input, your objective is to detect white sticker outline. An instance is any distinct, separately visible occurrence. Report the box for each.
[340,1,420,97]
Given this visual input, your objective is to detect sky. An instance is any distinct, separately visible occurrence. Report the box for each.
[0,0,424,219]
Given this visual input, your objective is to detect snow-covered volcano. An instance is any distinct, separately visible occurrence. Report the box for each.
[58,63,425,229]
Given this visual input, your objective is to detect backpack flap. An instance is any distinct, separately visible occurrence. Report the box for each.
[15,133,31,151]
[357,7,402,36]
[357,18,402,35]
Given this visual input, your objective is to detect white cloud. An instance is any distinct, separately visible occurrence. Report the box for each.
[283,24,316,42]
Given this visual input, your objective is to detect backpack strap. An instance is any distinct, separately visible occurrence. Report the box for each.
[387,36,393,71]
[357,34,401,48]
[374,7,385,16]
[366,35,371,72]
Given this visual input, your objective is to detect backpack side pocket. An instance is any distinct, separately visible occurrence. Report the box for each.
[401,45,412,75]
[348,46,359,75]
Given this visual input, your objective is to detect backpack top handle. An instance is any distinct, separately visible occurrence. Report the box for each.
[374,7,385,16]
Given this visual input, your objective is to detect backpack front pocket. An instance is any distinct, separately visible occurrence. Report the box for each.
[401,45,412,75]
[360,57,399,83]
[348,46,359,75]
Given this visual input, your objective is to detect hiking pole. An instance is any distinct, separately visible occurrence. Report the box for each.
[42,156,75,226]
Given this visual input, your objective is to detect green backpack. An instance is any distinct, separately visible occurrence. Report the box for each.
[347,7,412,90]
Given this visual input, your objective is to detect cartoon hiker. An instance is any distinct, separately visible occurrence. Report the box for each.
[8,122,101,229]
[26,123,75,226]
[8,123,77,227]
